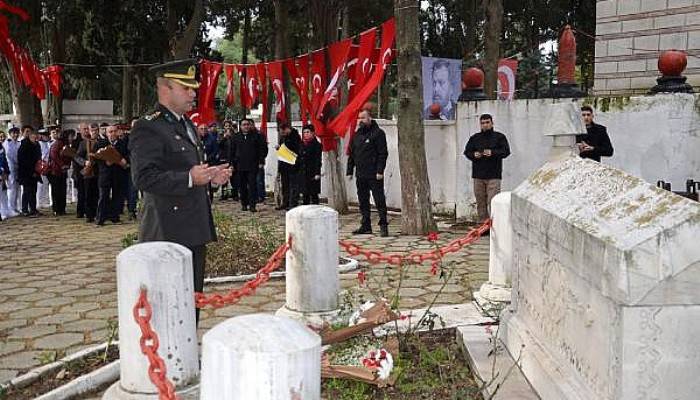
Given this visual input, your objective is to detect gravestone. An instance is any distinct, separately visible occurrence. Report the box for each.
[501,156,700,400]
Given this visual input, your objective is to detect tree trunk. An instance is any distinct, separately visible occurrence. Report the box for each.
[395,0,435,234]
[240,7,251,118]
[121,65,134,122]
[483,0,503,99]
[47,16,65,125]
[135,68,142,116]
[310,0,348,214]
[462,0,480,60]
[2,60,40,127]
[273,0,291,209]
[168,0,204,60]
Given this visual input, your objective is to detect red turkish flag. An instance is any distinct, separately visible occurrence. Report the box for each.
[344,28,377,153]
[42,65,63,96]
[256,63,268,137]
[0,1,30,21]
[196,60,222,125]
[19,51,35,89]
[285,55,311,125]
[224,64,235,106]
[245,65,259,108]
[31,59,45,99]
[315,37,352,120]
[309,49,326,118]
[328,18,395,137]
[236,64,248,109]
[267,61,286,123]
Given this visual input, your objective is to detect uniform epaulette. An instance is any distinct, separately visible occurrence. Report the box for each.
[143,111,161,121]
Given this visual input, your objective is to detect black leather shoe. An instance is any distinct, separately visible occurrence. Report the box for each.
[241,205,248,211]
[95,220,105,226]
[380,226,389,237]
[86,217,95,223]
[250,206,257,213]
[352,226,372,235]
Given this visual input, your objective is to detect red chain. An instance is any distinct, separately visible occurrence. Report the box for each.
[194,237,292,309]
[339,219,491,268]
[133,289,178,400]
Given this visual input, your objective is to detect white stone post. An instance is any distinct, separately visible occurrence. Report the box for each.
[488,192,512,287]
[276,205,340,326]
[200,314,322,400]
[103,242,199,400]
[474,192,513,313]
[543,102,586,161]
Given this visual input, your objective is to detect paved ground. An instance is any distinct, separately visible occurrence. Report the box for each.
[0,198,489,389]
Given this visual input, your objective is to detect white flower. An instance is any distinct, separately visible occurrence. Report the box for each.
[348,301,375,326]
[377,351,394,380]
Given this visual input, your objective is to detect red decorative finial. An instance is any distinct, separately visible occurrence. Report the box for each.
[463,67,484,89]
[558,25,576,85]
[658,50,687,77]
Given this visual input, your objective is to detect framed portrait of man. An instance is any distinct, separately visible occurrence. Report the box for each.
[421,56,462,120]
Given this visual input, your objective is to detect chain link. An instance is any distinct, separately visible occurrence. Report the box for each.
[339,219,491,269]
[194,237,292,309]
[133,289,178,400]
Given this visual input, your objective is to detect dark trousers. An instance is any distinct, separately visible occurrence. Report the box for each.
[97,181,123,222]
[303,193,319,205]
[356,177,388,228]
[126,173,138,213]
[48,174,67,214]
[238,170,258,208]
[74,174,86,217]
[189,245,206,325]
[230,171,239,199]
[280,170,301,209]
[85,178,99,219]
[256,169,265,202]
[21,180,38,214]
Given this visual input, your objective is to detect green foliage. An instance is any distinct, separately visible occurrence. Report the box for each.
[207,210,284,277]
[34,350,65,365]
[121,232,138,249]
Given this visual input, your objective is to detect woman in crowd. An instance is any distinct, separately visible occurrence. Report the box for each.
[47,129,72,216]
[299,124,322,205]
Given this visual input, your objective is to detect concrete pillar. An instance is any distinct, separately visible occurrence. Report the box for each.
[543,102,586,161]
[103,242,199,399]
[474,192,513,314]
[200,314,322,400]
[489,192,512,286]
[276,205,340,326]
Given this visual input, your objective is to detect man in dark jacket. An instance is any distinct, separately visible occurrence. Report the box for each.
[231,118,267,212]
[94,124,129,225]
[300,124,322,205]
[577,106,614,162]
[464,114,510,223]
[130,59,231,325]
[276,122,302,210]
[347,110,390,237]
[17,125,42,217]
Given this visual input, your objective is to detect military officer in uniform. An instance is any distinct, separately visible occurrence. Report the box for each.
[129,59,232,324]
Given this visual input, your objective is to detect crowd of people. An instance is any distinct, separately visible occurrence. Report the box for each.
[0,116,327,223]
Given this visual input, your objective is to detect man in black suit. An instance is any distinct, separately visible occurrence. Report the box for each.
[94,124,128,225]
[17,125,42,217]
[577,106,614,162]
[129,59,231,324]
[231,118,267,212]
[347,110,390,237]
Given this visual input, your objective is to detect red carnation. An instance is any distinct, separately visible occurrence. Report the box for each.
[427,231,439,242]
[357,271,366,286]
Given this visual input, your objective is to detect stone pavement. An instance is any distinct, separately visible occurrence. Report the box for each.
[0,199,489,388]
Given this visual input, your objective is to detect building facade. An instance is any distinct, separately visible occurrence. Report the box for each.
[594,0,700,95]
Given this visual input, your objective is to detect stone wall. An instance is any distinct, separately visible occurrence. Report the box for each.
[262,94,700,218]
[594,0,700,95]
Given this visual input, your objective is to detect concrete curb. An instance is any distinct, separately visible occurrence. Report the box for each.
[0,341,118,391]
[204,256,359,285]
[34,360,120,400]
